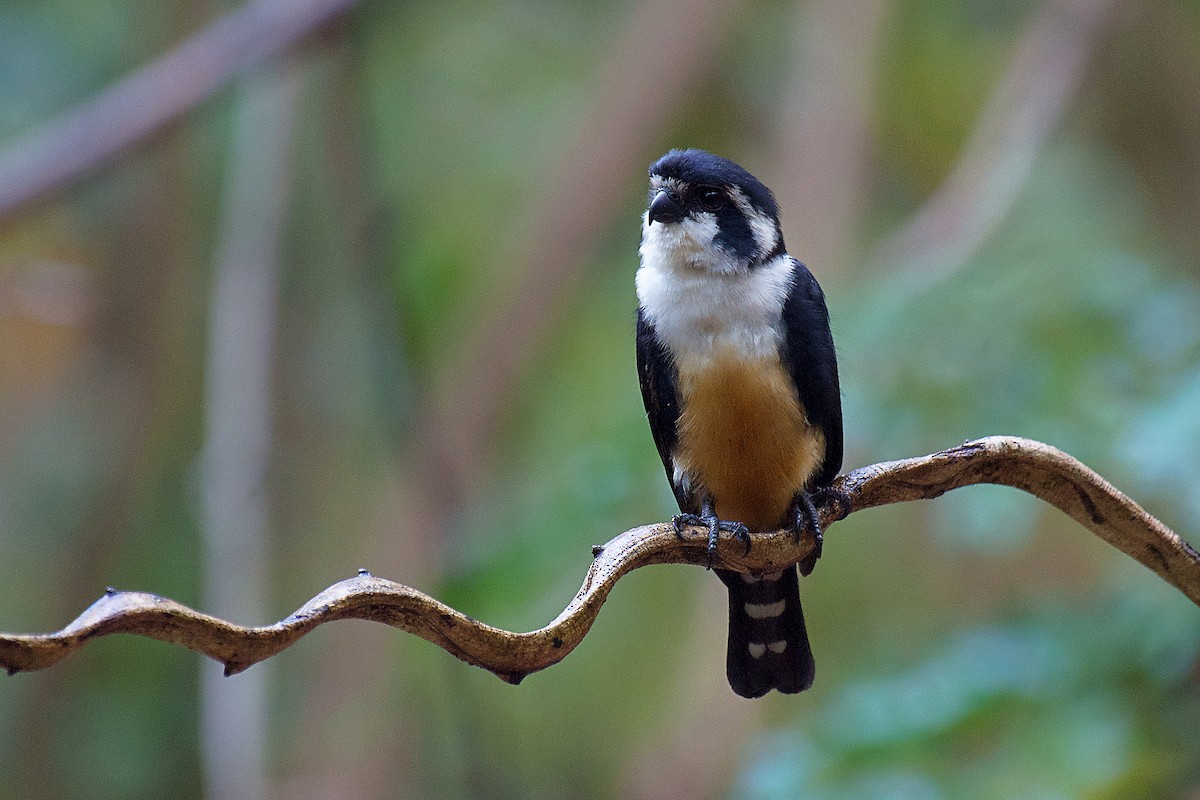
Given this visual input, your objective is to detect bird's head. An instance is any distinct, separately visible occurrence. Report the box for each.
[640,149,784,275]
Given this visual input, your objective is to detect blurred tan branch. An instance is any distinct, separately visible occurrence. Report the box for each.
[869,0,1118,280]
[0,0,358,220]
[2,436,1195,681]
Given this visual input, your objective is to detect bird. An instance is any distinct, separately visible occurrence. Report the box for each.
[635,148,843,698]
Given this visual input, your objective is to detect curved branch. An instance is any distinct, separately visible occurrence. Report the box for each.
[844,437,1200,602]
[1,436,1196,682]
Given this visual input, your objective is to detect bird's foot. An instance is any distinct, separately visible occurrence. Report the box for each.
[672,511,751,566]
[791,493,822,576]
[790,485,851,576]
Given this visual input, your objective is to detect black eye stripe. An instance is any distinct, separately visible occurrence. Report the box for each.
[712,201,757,261]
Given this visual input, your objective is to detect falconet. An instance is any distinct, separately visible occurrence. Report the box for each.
[635,149,843,697]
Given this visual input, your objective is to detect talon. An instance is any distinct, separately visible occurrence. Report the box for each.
[792,491,824,576]
[723,521,752,556]
[807,528,824,566]
[706,517,721,559]
[672,513,702,538]
[675,499,752,568]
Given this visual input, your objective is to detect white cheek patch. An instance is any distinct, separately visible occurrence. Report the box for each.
[730,188,779,259]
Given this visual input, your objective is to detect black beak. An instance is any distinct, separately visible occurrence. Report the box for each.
[647,189,684,225]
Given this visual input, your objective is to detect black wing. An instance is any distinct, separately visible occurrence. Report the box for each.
[636,308,693,512]
[781,259,843,487]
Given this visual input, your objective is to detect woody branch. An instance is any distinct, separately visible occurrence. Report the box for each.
[1,436,1196,683]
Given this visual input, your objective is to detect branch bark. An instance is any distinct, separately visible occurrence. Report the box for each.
[2,437,1196,682]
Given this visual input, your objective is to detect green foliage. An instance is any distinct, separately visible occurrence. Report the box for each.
[735,579,1200,799]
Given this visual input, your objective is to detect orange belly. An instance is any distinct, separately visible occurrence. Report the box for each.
[676,350,824,532]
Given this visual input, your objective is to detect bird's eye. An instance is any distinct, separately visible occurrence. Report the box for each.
[699,189,726,211]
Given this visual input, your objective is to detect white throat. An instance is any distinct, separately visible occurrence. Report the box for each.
[637,229,794,364]
[638,212,742,275]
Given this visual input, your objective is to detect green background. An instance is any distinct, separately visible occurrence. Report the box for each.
[1,0,1199,797]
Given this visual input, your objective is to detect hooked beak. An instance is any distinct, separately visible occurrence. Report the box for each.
[647,189,684,225]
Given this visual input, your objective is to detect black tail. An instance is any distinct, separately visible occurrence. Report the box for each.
[716,566,814,698]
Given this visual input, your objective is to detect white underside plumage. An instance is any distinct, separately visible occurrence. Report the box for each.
[636,218,794,365]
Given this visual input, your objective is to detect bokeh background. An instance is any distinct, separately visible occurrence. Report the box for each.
[2,0,1200,797]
